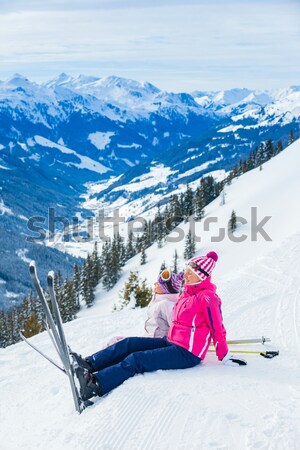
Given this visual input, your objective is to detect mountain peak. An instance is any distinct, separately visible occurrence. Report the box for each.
[5,73,30,86]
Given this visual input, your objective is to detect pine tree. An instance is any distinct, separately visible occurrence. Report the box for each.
[160,260,167,271]
[23,312,41,338]
[184,229,196,260]
[73,263,81,311]
[183,184,194,221]
[110,235,122,287]
[228,210,237,233]
[265,139,274,160]
[195,186,205,219]
[154,204,166,248]
[0,310,9,348]
[101,240,112,290]
[140,247,147,265]
[119,271,152,310]
[173,249,178,273]
[91,241,102,286]
[125,231,135,260]
[169,194,183,227]
[201,176,217,205]
[275,140,283,155]
[81,255,95,305]
[60,279,79,320]
[288,130,295,146]
[220,189,226,206]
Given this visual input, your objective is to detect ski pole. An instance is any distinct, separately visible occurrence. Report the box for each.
[208,349,279,358]
[20,332,66,373]
[209,337,271,346]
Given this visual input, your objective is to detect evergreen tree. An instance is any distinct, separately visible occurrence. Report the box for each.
[228,210,237,233]
[140,247,147,265]
[173,249,178,273]
[195,186,205,219]
[23,312,41,338]
[91,241,102,286]
[183,184,194,221]
[125,231,135,260]
[169,194,183,227]
[119,271,152,310]
[110,235,122,286]
[288,130,295,146]
[265,139,274,160]
[60,279,78,319]
[184,229,196,260]
[81,255,95,305]
[275,140,283,155]
[0,310,9,348]
[101,240,112,291]
[73,263,81,311]
[201,176,217,205]
[160,260,167,271]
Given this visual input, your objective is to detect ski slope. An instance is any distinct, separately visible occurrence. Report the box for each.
[1,140,300,450]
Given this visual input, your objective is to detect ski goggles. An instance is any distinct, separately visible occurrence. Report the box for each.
[160,268,171,281]
[187,261,210,278]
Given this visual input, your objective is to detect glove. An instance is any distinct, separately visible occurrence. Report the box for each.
[222,352,247,366]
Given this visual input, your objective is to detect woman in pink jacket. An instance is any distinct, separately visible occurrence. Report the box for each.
[73,251,247,401]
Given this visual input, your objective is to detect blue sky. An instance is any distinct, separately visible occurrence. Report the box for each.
[0,0,299,92]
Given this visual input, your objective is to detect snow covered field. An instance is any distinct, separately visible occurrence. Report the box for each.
[1,140,300,450]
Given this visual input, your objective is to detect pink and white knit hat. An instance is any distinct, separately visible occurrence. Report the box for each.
[187,251,218,281]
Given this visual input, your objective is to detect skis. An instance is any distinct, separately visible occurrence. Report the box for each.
[26,261,92,414]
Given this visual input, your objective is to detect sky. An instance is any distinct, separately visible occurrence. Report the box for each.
[0,0,299,92]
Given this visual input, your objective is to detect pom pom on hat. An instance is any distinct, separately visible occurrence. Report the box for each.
[206,251,218,262]
[188,251,218,281]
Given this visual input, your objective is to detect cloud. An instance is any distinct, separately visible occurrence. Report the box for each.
[0,0,299,91]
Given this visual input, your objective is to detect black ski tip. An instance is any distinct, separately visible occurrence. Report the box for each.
[47,271,55,287]
[47,275,53,287]
[260,351,279,359]
[29,260,36,274]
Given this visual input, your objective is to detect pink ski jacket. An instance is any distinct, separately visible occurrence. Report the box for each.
[167,277,228,361]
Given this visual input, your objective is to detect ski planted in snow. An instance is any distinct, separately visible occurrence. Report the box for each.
[27,261,92,413]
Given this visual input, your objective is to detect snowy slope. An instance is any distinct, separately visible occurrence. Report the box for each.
[1,140,300,450]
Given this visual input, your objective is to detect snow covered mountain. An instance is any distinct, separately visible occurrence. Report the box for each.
[1,139,300,450]
[0,74,299,304]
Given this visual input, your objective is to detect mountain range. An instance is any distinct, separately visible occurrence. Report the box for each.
[0,73,299,305]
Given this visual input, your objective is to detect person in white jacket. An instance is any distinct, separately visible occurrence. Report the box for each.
[144,269,184,338]
[105,269,184,347]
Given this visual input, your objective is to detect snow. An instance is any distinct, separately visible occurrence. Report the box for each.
[112,164,175,193]
[117,143,141,149]
[0,198,13,215]
[33,135,111,175]
[1,140,300,449]
[218,124,243,133]
[88,131,115,150]
[16,248,31,264]
[176,155,224,179]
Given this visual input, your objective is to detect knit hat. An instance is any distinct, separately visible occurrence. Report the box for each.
[187,251,218,281]
[158,269,184,294]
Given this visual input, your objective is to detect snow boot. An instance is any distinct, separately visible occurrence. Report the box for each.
[75,366,101,401]
[71,352,93,371]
